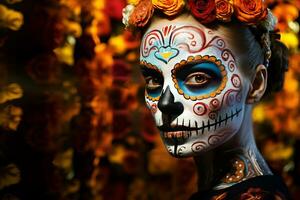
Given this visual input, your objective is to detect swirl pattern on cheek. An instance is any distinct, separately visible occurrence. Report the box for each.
[193,102,208,116]
[221,49,233,61]
[208,98,221,120]
[191,141,207,153]
[208,112,218,120]
[209,98,221,111]
[231,74,241,88]
[177,146,186,156]
[228,60,236,72]
[222,89,242,106]
[208,130,230,145]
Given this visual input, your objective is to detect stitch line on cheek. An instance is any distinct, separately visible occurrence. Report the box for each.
[171,55,228,101]
[141,60,162,101]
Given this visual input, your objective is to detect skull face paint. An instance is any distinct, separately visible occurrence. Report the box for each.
[140,17,248,157]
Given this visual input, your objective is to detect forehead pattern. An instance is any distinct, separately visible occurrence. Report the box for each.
[140,25,235,65]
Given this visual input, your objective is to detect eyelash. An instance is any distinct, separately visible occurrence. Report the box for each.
[145,76,162,89]
[184,72,212,87]
[141,66,164,98]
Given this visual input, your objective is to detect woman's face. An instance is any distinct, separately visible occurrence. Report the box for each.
[140,15,249,157]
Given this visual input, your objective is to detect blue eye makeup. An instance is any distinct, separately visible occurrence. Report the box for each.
[177,62,222,96]
[172,56,227,100]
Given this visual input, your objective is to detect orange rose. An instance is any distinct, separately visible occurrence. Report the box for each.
[216,0,234,22]
[152,0,185,17]
[129,0,154,27]
[233,0,267,25]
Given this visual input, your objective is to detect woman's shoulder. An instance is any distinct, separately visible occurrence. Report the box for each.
[189,175,292,200]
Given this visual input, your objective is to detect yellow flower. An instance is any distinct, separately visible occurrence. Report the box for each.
[108,145,127,164]
[92,0,105,10]
[280,32,299,50]
[252,104,266,123]
[0,105,22,131]
[127,0,140,5]
[95,43,114,69]
[0,83,23,104]
[152,0,185,16]
[59,0,81,16]
[108,35,127,55]
[263,140,293,161]
[63,20,82,38]
[0,4,23,31]
[54,41,75,66]
[52,148,74,171]
[0,164,21,189]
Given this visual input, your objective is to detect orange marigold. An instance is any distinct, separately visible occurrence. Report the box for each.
[233,0,267,25]
[129,0,154,27]
[152,0,185,17]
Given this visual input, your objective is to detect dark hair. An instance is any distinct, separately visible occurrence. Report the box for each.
[267,34,289,94]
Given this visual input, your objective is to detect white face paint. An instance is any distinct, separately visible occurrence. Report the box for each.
[140,16,248,157]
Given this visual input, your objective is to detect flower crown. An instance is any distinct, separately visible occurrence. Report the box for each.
[122,0,278,67]
[122,0,277,32]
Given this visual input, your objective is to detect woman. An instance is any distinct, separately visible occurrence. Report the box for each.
[123,0,291,199]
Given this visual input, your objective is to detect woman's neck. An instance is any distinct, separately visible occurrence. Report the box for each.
[193,107,272,192]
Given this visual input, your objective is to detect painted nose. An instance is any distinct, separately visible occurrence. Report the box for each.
[158,86,184,117]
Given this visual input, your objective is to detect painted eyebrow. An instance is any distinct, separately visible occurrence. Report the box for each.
[172,55,224,71]
[178,60,203,67]
[139,61,162,73]
[172,60,209,70]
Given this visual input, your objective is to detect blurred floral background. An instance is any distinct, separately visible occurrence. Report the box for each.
[0,0,299,199]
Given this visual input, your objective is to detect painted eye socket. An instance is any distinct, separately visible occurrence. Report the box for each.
[141,67,163,98]
[184,72,212,87]
[175,62,223,97]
